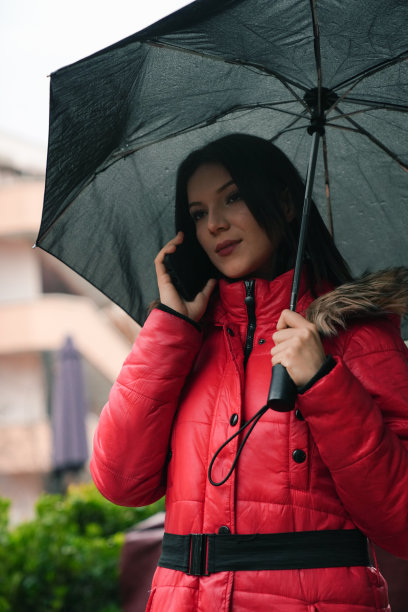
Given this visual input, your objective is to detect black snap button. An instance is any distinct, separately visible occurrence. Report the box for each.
[230,413,239,426]
[226,327,235,336]
[258,338,266,344]
[295,409,304,421]
[218,526,231,535]
[292,449,307,463]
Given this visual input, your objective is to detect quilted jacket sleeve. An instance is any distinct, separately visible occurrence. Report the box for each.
[297,317,408,559]
[90,308,202,507]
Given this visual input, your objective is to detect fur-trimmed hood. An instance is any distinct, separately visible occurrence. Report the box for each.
[306,268,408,337]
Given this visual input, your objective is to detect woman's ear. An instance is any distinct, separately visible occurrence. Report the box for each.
[280,187,295,222]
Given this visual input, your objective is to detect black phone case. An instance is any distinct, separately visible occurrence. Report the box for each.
[164,237,216,301]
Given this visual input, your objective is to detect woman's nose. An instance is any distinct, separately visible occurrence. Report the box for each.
[207,210,229,233]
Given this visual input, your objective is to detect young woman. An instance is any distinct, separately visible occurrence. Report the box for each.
[91,134,408,611]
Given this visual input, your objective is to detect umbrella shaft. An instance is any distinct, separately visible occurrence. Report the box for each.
[290,131,321,311]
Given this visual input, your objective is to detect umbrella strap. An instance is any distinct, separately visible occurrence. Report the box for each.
[208,403,269,486]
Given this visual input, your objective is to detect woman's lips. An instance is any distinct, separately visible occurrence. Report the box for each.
[215,240,241,256]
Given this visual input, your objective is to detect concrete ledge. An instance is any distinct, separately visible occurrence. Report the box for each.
[0,294,135,381]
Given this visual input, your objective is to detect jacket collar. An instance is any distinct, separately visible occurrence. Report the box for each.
[211,268,315,327]
[208,267,408,336]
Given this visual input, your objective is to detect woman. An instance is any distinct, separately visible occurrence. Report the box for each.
[91,134,408,611]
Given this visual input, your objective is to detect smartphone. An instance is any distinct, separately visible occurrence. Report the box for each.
[164,233,217,302]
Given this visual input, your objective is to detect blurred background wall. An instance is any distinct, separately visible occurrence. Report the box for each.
[0,131,140,525]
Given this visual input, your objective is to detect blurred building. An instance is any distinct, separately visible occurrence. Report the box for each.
[0,131,140,525]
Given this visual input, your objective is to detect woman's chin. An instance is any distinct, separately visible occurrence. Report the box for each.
[217,267,276,281]
[215,266,252,280]
[212,256,277,281]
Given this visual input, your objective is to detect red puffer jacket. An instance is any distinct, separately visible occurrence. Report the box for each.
[91,269,408,611]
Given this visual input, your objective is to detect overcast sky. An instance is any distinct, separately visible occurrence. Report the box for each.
[0,0,192,150]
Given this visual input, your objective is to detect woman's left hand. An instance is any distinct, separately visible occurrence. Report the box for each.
[271,310,326,387]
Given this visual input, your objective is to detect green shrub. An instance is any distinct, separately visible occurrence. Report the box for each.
[0,483,164,612]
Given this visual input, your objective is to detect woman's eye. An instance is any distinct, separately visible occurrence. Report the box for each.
[190,209,206,222]
[226,191,242,204]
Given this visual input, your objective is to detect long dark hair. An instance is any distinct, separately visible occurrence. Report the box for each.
[175,133,352,290]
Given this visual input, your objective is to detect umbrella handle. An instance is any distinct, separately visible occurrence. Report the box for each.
[267,364,297,411]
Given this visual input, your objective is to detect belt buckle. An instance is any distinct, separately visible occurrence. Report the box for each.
[187,534,209,576]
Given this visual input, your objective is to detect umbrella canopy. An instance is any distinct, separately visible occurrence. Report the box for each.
[51,336,88,472]
[37,0,408,325]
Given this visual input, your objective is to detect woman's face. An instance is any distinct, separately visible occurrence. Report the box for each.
[187,163,278,280]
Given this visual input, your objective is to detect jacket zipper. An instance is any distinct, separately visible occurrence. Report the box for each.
[243,280,256,369]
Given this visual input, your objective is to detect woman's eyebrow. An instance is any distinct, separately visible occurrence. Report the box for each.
[216,179,235,193]
[188,180,236,208]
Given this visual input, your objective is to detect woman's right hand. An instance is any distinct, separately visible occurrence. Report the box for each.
[154,232,217,322]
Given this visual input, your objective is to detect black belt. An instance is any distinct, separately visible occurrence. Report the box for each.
[158,529,369,576]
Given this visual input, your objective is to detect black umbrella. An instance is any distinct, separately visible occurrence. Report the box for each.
[37,0,408,330]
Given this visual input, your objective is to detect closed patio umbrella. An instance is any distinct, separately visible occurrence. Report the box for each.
[51,336,88,473]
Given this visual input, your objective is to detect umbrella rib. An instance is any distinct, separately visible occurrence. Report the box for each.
[324,54,408,118]
[146,40,311,114]
[332,51,408,92]
[269,112,310,143]
[145,39,308,92]
[106,103,309,161]
[249,99,301,107]
[279,82,310,113]
[322,133,334,237]
[309,0,323,115]
[324,66,401,117]
[270,124,312,142]
[255,103,307,118]
[333,98,408,113]
[326,105,408,124]
[325,74,374,116]
[325,70,408,117]
[326,107,386,122]
[330,110,408,172]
